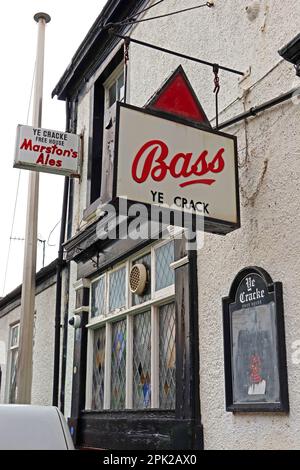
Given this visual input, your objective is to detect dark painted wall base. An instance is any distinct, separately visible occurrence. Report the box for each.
[72,411,203,450]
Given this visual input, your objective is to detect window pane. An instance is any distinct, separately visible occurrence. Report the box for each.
[132,253,151,306]
[159,303,176,409]
[133,311,151,409]
[155,242,175,291]
[91,276,106,318]
[109,83,116,107]
[117,73,125,102]
[109,267,126,312]
[92,328,106,410]
[10,325,19,348]
[9,349,18,404]
[111,319,126,410]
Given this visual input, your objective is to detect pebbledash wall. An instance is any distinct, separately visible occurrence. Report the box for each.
[62,0,300,449]
[0,261,63,407]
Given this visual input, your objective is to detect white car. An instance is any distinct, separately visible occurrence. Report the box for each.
[0,405,74,450]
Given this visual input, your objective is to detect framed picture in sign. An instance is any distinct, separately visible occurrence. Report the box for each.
[222,267,289,412]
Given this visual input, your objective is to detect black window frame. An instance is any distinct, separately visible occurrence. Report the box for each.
[68,234,203,450]
[86,48,125,211]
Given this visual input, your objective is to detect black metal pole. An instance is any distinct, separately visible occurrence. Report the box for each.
[52,177,69,407]
[217,87,299,130]
[59,261,70,414]
[59,100,75,414]
[52,99,71,407]
[112,34,244,77]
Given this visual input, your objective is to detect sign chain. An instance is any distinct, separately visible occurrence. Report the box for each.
[124,38,130,103]
[213,64,220,129]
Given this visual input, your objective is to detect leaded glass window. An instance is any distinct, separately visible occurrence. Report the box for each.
[8,324,19,404]
[87,239,177,412]
[8,350,18,404]
[155,242,175,291]
[91,276,106,318]
[92,327,106,410]
[132,253,151,306]
[133,311,151,409]
[111,319,127,410]
[159,303,176,409]
[109,267,126,312]
[10,324,19,348]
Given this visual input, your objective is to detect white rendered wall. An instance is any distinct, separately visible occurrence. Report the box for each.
[0,280,57,406]
[31,283,56,405]
[70,0,300,449]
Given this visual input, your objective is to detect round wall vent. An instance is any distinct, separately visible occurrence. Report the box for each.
[129,264,147,296]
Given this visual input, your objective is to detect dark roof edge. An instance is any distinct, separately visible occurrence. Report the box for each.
[0,259,60,311]
[52,0,146,101]
[52,0,124,100]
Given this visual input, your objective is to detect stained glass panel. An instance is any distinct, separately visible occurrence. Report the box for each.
[132,253,151,306]
[92,328,106,410]
[91,276,106,318]
[109,267,126,312]
[155,242,175,291]
[159,303,176,409]
[133,311,151,409]
[111,319,126,410]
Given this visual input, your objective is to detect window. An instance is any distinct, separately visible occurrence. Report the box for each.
[91,275,106,319]
[92,327,105,410]
[86,240,176,411]
[133,311,151,409]
[107,69,125,109]
[155,242,175,292]
[111,319,127,410]
[159,303,176,409]
[7,323,19,404]
[88,57,125,206]
[109,266,126,312]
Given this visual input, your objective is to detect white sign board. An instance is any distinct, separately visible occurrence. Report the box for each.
[14,125,81,177]
[114,103,240,234]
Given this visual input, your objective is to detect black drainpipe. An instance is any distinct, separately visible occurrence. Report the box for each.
[52,99,72,407]
[59,99,76,414]
[217,87,298,130]
[59,233,70,414]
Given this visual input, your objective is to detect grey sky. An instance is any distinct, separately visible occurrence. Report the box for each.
[0,1,106,295]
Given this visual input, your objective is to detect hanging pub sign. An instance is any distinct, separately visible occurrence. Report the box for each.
[113,66,240,235]
[14,125,81,177]
[222,267,289,412]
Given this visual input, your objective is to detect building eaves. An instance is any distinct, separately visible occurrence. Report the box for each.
[0,259,60,315]
[52,0,146,101]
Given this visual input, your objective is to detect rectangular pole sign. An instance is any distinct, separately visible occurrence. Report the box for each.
[114,103,240,235]
[14,124,81,177]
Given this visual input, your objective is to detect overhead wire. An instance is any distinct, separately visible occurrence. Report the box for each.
[121,3,212,25]
[1,172,22,296]
[125,0,167,22]
[104,2,212,30]
[2,60,36,297]
[47,219,62,247]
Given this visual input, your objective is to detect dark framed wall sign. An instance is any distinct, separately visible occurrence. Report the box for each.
[222,267,289,412]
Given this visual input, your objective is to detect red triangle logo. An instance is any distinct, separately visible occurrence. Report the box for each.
[146,65,211,127]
